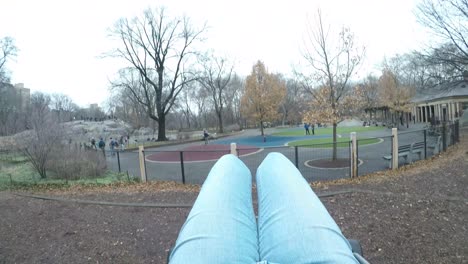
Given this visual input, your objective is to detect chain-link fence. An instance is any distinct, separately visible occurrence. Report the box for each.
[0,150,23,162]
[295,143,351,181]
[357,135,393,176]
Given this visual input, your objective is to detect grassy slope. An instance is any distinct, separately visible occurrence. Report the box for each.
[0,158,132,191]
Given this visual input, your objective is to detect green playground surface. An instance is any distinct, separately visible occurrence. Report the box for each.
[287,137,381,148]
[273,125,384,136]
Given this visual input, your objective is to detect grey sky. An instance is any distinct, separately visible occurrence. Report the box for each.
[1,0,430,107]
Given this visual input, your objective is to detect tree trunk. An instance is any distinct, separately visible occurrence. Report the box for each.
[157,114,167,141]
[406,112,409,128]
[260,120,264,136]
[332,122,337,160]
[217,111,224,133]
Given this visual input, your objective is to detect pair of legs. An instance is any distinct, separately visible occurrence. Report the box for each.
[169,153,359,264]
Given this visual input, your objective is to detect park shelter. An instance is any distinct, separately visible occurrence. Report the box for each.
[411,80,468,123]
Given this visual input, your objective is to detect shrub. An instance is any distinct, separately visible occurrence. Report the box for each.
[176,132,192,140]
[47,146,107,180]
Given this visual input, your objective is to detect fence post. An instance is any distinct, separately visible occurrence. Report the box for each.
[230,143,237,156]
[442,122,447,151]
[350,132,357,178]
[423,129,427,159]
[138,146,147,182]
[180,151,186,184]
[294,146,299,168]
[392,128,398,170]
[117,151,121,173]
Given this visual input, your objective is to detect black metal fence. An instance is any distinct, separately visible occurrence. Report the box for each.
[357,135,393,176]
[106,121,461,184]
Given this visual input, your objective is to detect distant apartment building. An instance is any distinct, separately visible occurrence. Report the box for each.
[0,82,31,111]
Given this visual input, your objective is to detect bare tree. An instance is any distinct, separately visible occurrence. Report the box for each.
[0,36,17,83]
[299,10,365,160]
[0,83,16,135]
[21,92,56,179]
[51,93,77,122]
[110,68,151,128]
[280,76,305,126]
[359,75,380,120]
[109,7,205,141]
[226,74,245,129]
[416,0,468,76]
[192,82,210,129]
[172,87,195,129]
[198,54,233,133]
[29,92,52,129]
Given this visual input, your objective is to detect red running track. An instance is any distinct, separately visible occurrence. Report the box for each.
[146,144,261,162]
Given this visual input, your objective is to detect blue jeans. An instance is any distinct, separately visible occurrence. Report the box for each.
[169,153,360,264]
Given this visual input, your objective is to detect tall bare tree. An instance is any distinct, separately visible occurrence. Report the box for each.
[299,10,365,160]
[109,7,205,141]
[0,36,17,83]
[198,54,233,133]
[241,61,286,136]
[416,0,468,76]
[360,75,380,120]
[192,82,210,129]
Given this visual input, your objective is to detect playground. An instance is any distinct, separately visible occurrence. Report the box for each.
[106,124,446,184]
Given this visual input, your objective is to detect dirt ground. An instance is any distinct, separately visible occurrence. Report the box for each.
[1,134,467,263]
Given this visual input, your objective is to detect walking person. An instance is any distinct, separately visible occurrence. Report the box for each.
[203,129,210,145]
[109,137,115,156]
[90,137,96,149]
[304,123,310,135]
[98,137,105,156]
[311,123,315,135]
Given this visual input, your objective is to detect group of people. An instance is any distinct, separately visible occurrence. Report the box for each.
[304,123,315,135]
[89,135,129,155]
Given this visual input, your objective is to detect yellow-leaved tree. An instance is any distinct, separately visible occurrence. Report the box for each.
[241,61,286,136]
[303,85,365,126]
[378,69,414,127]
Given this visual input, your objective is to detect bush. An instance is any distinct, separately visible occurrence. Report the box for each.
[46,146,107,180]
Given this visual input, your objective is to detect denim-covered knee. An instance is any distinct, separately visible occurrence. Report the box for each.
[256,152,358,264]
[169,154,259,264]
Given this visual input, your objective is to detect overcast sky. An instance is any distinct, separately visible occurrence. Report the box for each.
[1,0,431,107]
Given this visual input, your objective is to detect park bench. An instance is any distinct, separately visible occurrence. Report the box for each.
[427,135,442,155]
[383,142,425,168]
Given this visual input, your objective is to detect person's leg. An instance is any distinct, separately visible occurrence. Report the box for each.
[256,153,358,264]
[169,154,259,264]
